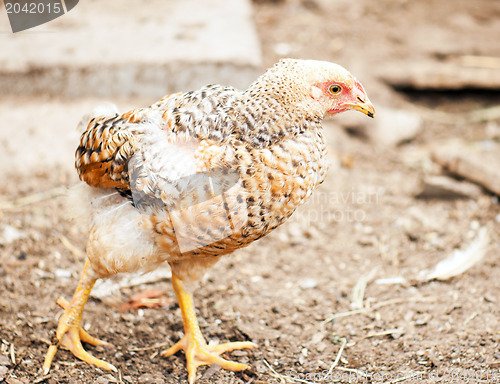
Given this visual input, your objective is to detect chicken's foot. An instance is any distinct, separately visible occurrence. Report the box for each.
[43,260,116,374]
[163,272,256,384]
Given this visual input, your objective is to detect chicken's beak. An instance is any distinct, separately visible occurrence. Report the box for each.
[344,98,375,118]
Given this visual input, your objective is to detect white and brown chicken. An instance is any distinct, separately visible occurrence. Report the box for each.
[43,59,374,383]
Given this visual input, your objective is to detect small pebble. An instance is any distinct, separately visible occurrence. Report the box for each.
[95,376,110,384]
[0,225,27,245]
[138,373,164,384]
[0,355,11,366]
[6,377,24,384]
[298,353,306,365]
[310,331,325,345]
[250,275,262,283]
[54,269,72,279]
[0,365,8,381]
[299,277,318,290]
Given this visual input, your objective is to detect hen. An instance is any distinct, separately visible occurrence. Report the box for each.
[43,59,374,383]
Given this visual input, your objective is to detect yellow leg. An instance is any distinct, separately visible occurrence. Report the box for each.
[163,272,256,384]
[43,260,116,374]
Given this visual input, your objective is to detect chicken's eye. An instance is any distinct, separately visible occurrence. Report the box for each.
[329,84,342,95]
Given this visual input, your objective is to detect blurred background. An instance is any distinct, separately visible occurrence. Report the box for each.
[0,0,499,383]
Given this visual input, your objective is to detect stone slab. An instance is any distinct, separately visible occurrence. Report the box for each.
[0,0,262,97]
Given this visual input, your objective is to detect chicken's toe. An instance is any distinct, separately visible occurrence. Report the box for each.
[163,336,255,384]
[43,262,116,375]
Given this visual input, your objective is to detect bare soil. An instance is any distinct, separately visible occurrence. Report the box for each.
[1,0,500,383]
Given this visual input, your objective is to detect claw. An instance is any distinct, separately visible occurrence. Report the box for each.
[164,270,256,383]
[56,297,110,347]
[43,298,115,374]
[43,260,115,374]
[163,336,255,384]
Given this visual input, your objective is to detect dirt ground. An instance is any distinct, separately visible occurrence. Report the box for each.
[1,0,500,383]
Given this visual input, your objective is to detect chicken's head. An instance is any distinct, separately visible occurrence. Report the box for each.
[264,59,375,120]
[303,60,375,119]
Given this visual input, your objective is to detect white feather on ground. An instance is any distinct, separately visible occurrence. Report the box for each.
[418,227,490,281]
[91,265,172,298]
[375,227,490,284]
